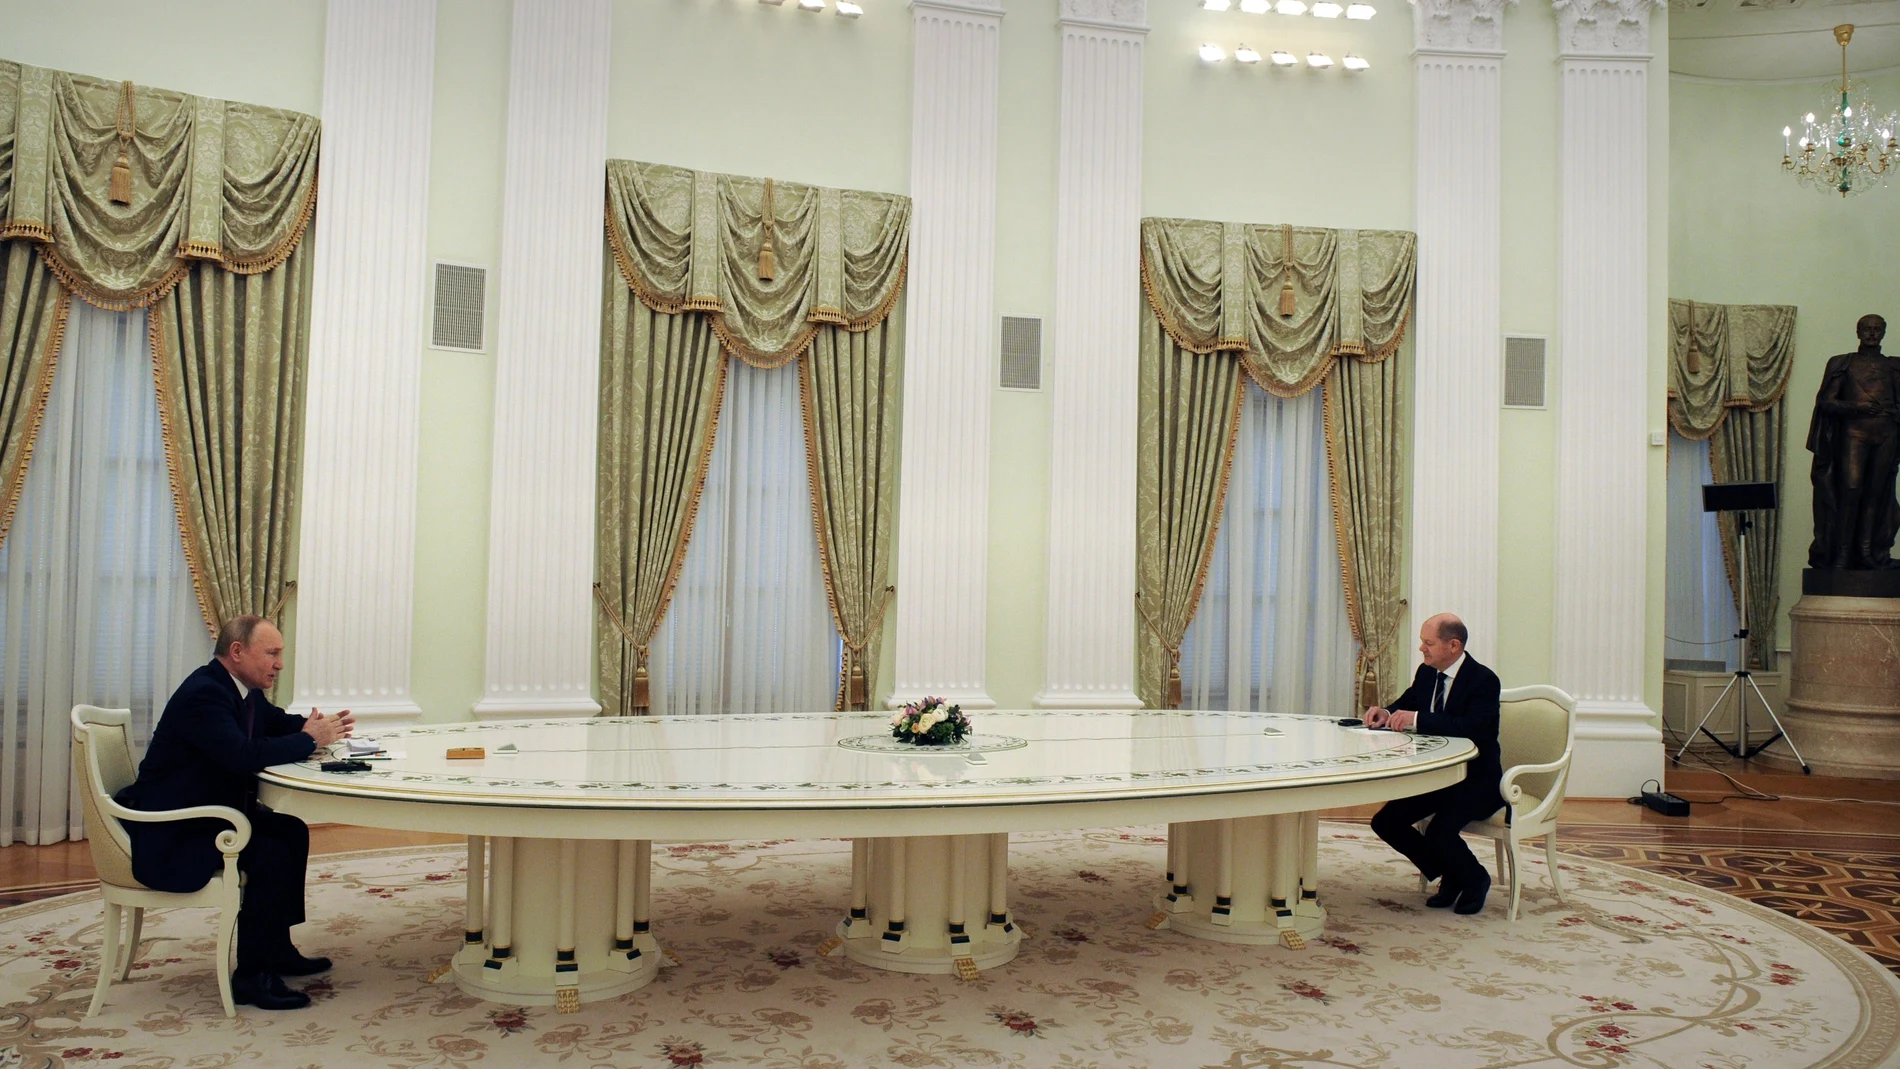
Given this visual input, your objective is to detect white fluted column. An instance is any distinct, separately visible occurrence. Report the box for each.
[1037,0,1146,710]
[889,0,1005,710]
[1551,0,1664,795]
[291,0,435,724]
[474,0,612,719]
[1408,0,1507,667]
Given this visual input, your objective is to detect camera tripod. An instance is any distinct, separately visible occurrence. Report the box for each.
[1672,511,1811,773]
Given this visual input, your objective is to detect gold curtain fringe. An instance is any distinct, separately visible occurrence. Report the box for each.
[147,304,219,635]
[0,289,71,552]
[30,176,319,311]
[715,316,814,371]
[1139,252,1240,356]
[0,222,54,243]
[798,353,856,710]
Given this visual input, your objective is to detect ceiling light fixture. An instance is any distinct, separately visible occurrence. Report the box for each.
[1276,0,1308,14]
[1240,0,1270,12]
[1782,25,1896,197]
[1306,51,1333,67]
[1312,1,1343,15]
[797,0,824,10]
[1199,42,1227,62]
[1202,0,1233,8]
[1235,44,1262,63]
[758,0,787,5]
[836,0,862,14]
[1343,53,1370,70]
[1270,49,1297,65]
[1345,3,1376,17]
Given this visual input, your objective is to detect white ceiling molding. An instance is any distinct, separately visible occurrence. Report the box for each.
[1668,0,1900,79]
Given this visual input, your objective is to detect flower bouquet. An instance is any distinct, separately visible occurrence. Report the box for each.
[890,696,971,746]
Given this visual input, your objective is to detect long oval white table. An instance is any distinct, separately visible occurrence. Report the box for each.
[258,710,1473,1008]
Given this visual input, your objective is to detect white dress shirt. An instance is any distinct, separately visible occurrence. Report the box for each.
[1403,651,1466,731]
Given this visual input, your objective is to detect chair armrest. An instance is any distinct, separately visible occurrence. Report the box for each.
[1498,752,1572,806]
[102,799,252,855]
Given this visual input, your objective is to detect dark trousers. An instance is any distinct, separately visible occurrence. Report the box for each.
[1369,784,1502,889]
[234,807,309,973]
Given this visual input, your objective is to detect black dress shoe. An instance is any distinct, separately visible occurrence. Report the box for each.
[1454,871,1492,916]
[271,952,332,977]
[1425,880,1463,909]
[232,969,311,1010]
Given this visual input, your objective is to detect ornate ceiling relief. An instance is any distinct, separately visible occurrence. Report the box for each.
[1410,0,1515,53]
[1551,0,1663,55]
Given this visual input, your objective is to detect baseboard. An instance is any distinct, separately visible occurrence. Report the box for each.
[1569,699,1665,798]
[469,696,602,720]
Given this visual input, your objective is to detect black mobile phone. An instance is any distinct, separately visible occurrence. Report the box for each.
[1336,717,1363,727]
[320,759,372,773]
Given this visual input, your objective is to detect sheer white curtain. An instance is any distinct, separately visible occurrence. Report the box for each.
[0,303,208,845]
[1179,384,1358,716]
[649,359,840,714]
[1665,431,1740,671]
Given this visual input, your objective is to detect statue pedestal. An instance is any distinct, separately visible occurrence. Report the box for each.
[1757,595,1900,779]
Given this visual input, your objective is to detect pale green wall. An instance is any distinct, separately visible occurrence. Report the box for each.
[5,0,1680,722]
[1669,72,1900,658]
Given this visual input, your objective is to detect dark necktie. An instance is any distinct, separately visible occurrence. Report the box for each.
[243,690,256,738]
[1431,672,1447,717]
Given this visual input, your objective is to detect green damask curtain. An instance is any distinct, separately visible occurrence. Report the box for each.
[1137,218,1416,708]
[1667,299,1796,668]
[599,160,908,715]
[0,245,65,549]
[0,60,319,629]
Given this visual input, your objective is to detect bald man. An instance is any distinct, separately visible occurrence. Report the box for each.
[1364,614,1503,915]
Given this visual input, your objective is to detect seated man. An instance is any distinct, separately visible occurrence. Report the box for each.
[115,615,354,1009]
[1364,613,1503,915]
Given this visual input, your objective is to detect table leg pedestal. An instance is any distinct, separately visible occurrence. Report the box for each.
[831,834,1022,977]
[1151,814,1324,947]
[443,837,666,1008]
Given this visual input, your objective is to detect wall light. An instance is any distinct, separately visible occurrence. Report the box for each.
[1306,52,1333,67]
[1345,3,1376,17]
[1199,43,1227,62]
[797,0,825,10]
[1311,1,1343,14]
[1276,0,1308,13]
[758,0,787,5]
[1235,44,1262,63]
[1342,53,1370,70]
[1202,0,1233,8]
[1271,49,1298,65]
[1240,0,1270,12]
[836,0,862,14]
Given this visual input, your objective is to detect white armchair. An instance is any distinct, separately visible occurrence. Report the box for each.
[71,705,251,1017]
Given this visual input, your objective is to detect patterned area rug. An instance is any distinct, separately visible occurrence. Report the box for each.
[1,827,1897,1069]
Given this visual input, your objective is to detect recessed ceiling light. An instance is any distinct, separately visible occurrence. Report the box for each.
[1240,0,1270,12]
[1312,1,1343,15]
[1199,42,1227,62]
[1342,53,1369,70]
[1306,51,1333,67]
[1270,49,1297,65]
[1202,0,1233,8]
[1345,2,1375,17]
[836,0,862,14]
[1276,0,1308,13]
[1236,44,1262,63]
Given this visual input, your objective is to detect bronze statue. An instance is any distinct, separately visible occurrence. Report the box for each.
[1807,314,1900,570]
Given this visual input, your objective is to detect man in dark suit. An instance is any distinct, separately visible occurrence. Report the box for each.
[116,615,353,1009]
[1364,613,1503,916]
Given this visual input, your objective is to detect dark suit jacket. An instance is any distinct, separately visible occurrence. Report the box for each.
[115,659,316,893]
[1389,655,1504,813]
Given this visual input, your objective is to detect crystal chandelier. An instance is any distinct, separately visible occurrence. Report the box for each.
[1781,25,1898,198]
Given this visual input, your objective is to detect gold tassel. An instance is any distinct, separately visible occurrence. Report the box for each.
[109,80,136,205]
[758,177,778,281]
[1683,300,1701,375]
[847,658,868,711]
[1166,661,1183,710]
[632,662,651,714]
[1277,223,1297,317]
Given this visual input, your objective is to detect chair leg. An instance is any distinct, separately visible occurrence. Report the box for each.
[1505,838,1522,922]
[88,902,121,1018]
[1545,833,1565,902]
[1494,839,1507,889]
[118,907,144,981]
[215,905,238,1018]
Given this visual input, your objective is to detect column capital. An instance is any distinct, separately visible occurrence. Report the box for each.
[1552,0,1662,57]
[1058,0,1148,33]
[911,0,1004,21]
[1411,0,1514,55]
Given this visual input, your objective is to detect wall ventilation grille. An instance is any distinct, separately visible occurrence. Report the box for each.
[1503,335,1547,409]
[999,315,1042,391]
[431,261,487,352]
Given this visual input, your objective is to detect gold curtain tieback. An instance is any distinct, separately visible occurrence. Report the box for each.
[758,178,778,281]
[1278,223,1296,318]
[1684,300,1701,375]
[110,80,137,205]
